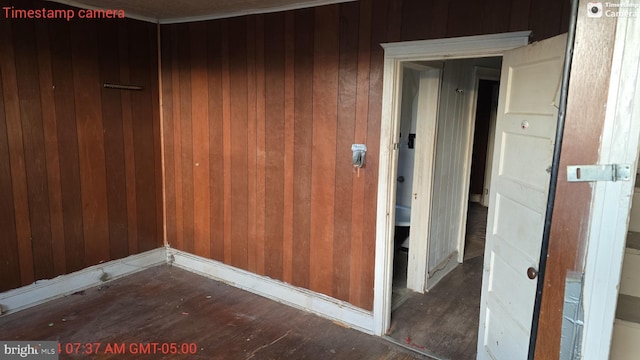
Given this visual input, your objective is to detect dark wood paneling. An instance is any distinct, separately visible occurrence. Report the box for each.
[229,18,250,270]
[401,0,449,41]
[291,9,315,289]
[160,0,568,310]
[36,21,67,277]
[129,22,160,253]
[190,21,211,259]
[50,19,86,274]
[282,12,295,284]
[13,20,55,280]
[333,1,359,302]
[0,18,35,286]
[207,21,225,262]
[0,1,162,292]
[117,21,139,256]
[264,13,286,280]
[0,69,21,291]
[310,5,340,296]
[99,21,129,261]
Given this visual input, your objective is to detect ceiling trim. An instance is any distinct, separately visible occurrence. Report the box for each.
[46,0,158,23]
[158,0,356,24]
[46,0,356,25]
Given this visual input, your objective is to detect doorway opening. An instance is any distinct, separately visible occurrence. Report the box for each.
[387,58,501,359]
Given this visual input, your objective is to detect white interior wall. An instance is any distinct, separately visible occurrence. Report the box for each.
[427,57,501,279]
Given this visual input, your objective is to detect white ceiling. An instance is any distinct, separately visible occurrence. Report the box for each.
[49,0,353,24]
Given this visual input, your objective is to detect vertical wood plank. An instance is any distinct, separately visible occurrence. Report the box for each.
[190,21,211,258]
[50,19,85,274]
[246,16,258,273]
[178,24,195,254]
[36,20,66,277]
[70,19,110,266]
[282,12,295,284]
[229,18,250,270]
[161,25,177,248]
[255,15,267,276]
[349,0,372,307]
[446,0,484,37]
[98,21,128,261]
[0,19,35,286]
[118,21,139,255]
[292,9,315,289]
[264,12,286,280]
[207,21,225,262]
[129,22,159,252]
[332,1,359,302]
[387,0,403,42]
[17,19,56,282]
[528,0,564,42]
[509,0,531,31]
[360,0,390,310]
[310,5,340,296]
[0,69,22,291]
[481,0,512,34]
[400,0,449,41]
[221,20,233,264]
[149,25,163,249]
[171,25,184,251]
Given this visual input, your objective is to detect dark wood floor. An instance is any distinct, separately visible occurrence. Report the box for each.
[387,202,487,360]
[0,266,430,360]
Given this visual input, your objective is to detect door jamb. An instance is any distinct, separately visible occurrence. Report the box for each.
[372,31,531,336]
[581,13,640,359]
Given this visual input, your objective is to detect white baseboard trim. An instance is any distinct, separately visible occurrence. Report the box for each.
[0,246,375,335]
[168,248,375,334]
[0,247,167,315]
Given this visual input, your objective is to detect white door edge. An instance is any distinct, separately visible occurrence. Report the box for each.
[582,13,640,359]
[373,31,531,336]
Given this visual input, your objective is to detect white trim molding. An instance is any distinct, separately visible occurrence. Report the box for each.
[373,31,531,336]
[48,0,356,24]
[0,248,167,314]
[0,246,375,334]
[381,31,531,61]
[168,248,375,334]
[581,11,640,359]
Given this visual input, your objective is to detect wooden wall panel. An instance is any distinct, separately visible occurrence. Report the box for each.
[264,13,286,280]
[0,70,21,290]
[36,21,66,277]
[291,9,315,289]
[0,1,162,292]
[161,0,567,310]
[309,5,340,297]
[13,20,55,280]
[206,21,225,262]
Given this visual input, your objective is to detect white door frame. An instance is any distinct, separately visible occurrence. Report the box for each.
[372,31,531,335]
[582,12,640,359]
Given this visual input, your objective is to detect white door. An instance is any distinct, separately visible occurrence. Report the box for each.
[406,67,441,292]
[477,33,567,359]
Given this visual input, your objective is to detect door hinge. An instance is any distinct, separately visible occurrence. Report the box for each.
[566,164,632,182]
[393,142,400,150]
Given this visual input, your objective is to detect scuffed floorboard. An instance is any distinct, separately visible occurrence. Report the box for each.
[0,265,429,359]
